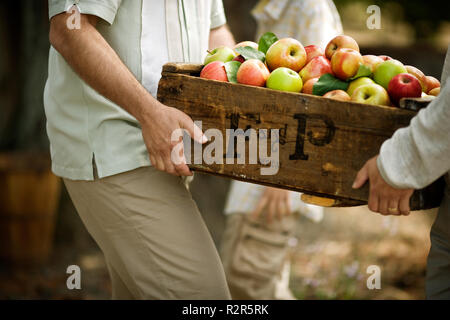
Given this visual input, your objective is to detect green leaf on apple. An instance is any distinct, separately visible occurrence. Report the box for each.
[224,61,241,83]
[313,73,349,96]
[349,63,372,81]
[258,32,278,54]
[235,46,266,63]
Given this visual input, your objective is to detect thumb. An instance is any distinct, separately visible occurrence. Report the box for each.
[181,118,207,145]
[352,164,369,189]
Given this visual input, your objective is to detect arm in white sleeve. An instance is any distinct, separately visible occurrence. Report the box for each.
[377,77,450,189]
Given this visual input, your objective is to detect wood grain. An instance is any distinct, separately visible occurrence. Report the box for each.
[157,64,444,210]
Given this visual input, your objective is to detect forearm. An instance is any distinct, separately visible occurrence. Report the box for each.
[378,78,450,189]
[209,24,235,49]
[49,13,159,123]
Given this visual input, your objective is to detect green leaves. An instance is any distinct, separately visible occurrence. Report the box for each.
[258,32,278,54]
[349,63,372,81]
[225,61,241,83]
[234,46,266,63]
[313,73,349,96]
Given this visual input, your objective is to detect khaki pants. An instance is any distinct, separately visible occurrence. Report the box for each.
[64,166,230,300]
[220,213,298,300]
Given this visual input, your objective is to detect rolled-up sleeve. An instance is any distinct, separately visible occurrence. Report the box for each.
[48,0,122,25]
[210,0,227,29]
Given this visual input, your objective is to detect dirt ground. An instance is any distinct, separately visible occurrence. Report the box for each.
[0,176,438,300]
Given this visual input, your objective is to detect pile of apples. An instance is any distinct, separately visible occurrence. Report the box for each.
[200,34,441,107]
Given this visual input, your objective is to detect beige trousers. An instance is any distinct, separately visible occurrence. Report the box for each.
[220,213,298,300]
[64,166,230,300]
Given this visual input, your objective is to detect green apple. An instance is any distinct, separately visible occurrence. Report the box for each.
[347,77,374,96]
[373,60,407,89]
[351,83,390,106]
[204,46,237,65]
[266,67,303,93]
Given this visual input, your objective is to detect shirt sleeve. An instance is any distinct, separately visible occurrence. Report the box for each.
[377,75,450,189]
[48,0,122,25]
[210,0,227,29]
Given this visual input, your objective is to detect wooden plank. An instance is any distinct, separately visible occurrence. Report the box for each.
[157,64,445,210]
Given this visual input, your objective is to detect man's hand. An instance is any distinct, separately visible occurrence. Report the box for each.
[251,187,291,223]
[352,156,414,215]
[140,103,206,176]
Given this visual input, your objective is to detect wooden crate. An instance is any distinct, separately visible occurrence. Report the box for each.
[157,63,444,210]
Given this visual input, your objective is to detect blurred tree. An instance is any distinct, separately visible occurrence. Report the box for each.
[334,0,449,40]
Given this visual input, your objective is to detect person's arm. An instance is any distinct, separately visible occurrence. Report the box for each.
[49,12,206,176]
[353,75,450,215]
[209,24,235,49]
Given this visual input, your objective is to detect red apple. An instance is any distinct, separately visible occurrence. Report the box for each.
[237,59,270,87]
[299,56,332,83]
[323,90,351,101]
[304,45,325,64]
[405,65,428,92]
[362,55,384,73]
[325,35,359,59]
[428,87,440,96]
[233,55,246,63]
[387,73,422,104]
[331,48,363,80]
[379,55,393,61]
[425,76,440,94]
[302,77,319,95]
[265,38,307,72]
[234,41,259,50]
[200,61,228,82]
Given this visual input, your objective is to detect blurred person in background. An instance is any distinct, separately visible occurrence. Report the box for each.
[353,46,450,299]
[220,0,342,300]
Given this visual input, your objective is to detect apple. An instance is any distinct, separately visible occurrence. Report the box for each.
[425,76,440,94]
[299,56,332,83]
[362,55,384,73]
[331,48,363,80]
[323,90,351,101]
[266,67,303,93]
[373,59,407,89]
[304,45,325,64]
[302,77,319,94]
[200,61,228,82]
[233,55,246,63]
[204,46,236,65]
[234,41,259,50]
[379,55,393,61]
[347,76,375,96]
[405,65,428,92]
[237,59,270,87]
[351,83,390,106]
[325,35,359,59]
[387,73,422,104]
[428,87,440,96]
[265,38,307,72]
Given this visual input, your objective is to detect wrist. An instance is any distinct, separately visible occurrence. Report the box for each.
[135,95,165,125]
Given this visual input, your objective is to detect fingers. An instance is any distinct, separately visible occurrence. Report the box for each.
[378,197,388,215]
[399,196,411,216]
[181,117,207,145]
[352,164,369,189]
[252,196,268,221]
[367,191,379,213]
[387,199,400,216]
[267,199,277,224]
